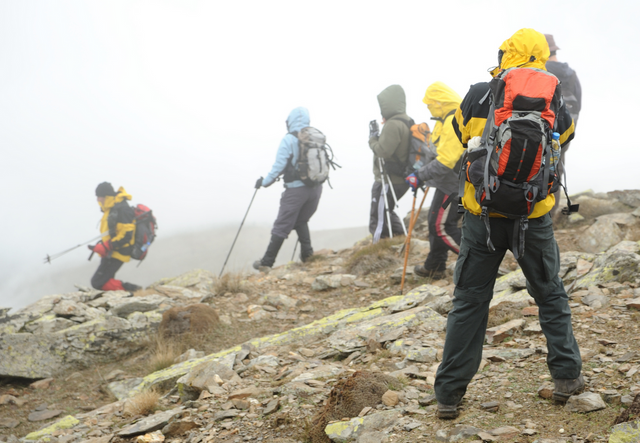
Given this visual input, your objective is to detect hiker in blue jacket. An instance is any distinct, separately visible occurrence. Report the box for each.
[253,107,322,270]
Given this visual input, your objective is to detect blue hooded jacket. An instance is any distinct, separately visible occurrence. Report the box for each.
[263,107,310,188]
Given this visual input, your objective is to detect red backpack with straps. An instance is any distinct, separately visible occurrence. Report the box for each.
[462,67,564,258]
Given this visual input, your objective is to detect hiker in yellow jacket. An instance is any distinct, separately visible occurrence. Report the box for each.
[89,182,142,292]
[433,29,582,420]
[405,82,464,280]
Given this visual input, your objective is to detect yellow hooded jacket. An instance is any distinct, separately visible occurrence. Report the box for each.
[415,82,464,195]
[452,28,575,218]
[98,187,136,262]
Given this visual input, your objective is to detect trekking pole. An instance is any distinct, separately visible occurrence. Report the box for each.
[291,240,299,262]
[43,233,108,264]
[400,187,418,294]
[219,187,259,277]
[377,158,394,240]
[382,167,407,235]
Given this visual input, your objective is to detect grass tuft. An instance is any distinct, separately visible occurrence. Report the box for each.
[124,388,161,416]
[345,237,403,275]
[214,272,251,295]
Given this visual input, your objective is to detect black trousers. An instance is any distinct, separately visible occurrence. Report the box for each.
[91,257,123,289]
[423,190,461,272]
[434,212,582,406]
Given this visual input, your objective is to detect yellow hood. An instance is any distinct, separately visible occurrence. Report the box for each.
[498,28,549,71]
[422,81,462,118]
[99,187,132,212]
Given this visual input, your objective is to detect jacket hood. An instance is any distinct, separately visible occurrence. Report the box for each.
[498,28,549,72]
[287,107,310,133]
[377,85,406,120]
[99,187,132,211]
[545,60,576,78]
[422,82,462,118]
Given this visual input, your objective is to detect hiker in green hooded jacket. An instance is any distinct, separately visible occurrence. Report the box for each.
[368,84,412,242]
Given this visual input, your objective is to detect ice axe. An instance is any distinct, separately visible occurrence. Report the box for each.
[399,186,430,294]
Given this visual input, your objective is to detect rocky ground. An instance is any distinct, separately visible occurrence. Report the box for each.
[2,190,640,443]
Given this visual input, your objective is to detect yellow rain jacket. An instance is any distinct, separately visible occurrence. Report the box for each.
[98,187,136,262]
[453,28,575,218]
[416,82,464,195]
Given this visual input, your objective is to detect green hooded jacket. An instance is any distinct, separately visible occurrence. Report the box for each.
[368,85,412,184]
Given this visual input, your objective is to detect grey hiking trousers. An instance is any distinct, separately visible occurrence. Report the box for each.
[434,211,582,406]
[271,185,322,239]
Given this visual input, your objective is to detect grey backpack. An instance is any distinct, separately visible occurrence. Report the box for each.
[286,127,339,186]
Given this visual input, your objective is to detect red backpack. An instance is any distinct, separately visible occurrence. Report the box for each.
[462,67,563,258]
[131,204,157,261]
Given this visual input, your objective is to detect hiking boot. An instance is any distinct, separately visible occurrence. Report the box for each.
[122,282,142,292]
[252,260,271,273]
[414,264,446,280]
[295,224,313,262]
[552,374,585,403]
[437,402,460,419]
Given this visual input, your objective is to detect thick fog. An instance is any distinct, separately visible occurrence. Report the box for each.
[2,1,639,309]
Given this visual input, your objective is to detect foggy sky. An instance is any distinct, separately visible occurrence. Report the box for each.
[2,0,639,307]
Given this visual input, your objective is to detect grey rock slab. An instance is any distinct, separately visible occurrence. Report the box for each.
[291,364,344,383]
[575,244,640,289]
[493,269,527,292]
[405,346,438,363]
[581,293,610,309]
[118,407,184,437]
[0,417,19,428]
[427,295,454,315]
[262,398,280,415]
[324,410,401,442]
[107,378,144,401]
[564,392,607,412]
[108,294,169,317]
[596,212,638,226]
[486,319,525,344]
[482,348,535,361]
[356,431,389,443]
[261,293,297,309]
[213,409,239,421]
[23,316,76,334]
[247,354,279,368]
[28,409,63,422]
[176,353,236,399]
[609,421,640,442]
[489,288,534,309]
[328,306,445,353]
[448,424,485,441]
[388,284,448,313]
[312,274,356,291]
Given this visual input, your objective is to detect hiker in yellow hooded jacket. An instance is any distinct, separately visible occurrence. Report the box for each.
[433,29,582,420]
[405,82,464,279]
[89,182,142,292]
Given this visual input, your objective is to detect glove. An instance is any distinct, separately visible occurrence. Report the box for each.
[468,136,482,150]
[255,177,263,189]
[369,120,379,138]
[405,173,421,191]
[89,241,110,258]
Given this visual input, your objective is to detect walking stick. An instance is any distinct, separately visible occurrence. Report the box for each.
[385,172,407,235]
[377,158,394,240]
[400,188,418,294]
[43,233,108,264]
[291,240,299,262]
[399,186,430,254]
[219,187,259,277]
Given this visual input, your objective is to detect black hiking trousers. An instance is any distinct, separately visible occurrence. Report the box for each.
[91,256,123,289]
[434,211,582,406]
